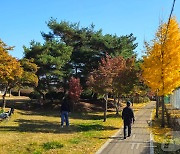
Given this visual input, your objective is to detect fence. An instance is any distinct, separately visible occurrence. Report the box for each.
[170,88,180,109]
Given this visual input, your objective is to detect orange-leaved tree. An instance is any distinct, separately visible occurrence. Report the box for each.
[15,58,38,96]
[141,17,180,127]
[0,40,23,109]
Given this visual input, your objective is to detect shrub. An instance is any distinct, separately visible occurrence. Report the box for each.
[0,109,4,113]
[45,91,64,100]
[42,141,63,150]
[45,91,57,100]
[131,96,150,103]
[81,89,92,99]
[29,91,41,99]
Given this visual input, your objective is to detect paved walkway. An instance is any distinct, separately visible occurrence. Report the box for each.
[96,101,156,154]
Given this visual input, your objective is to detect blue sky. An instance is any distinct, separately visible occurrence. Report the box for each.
[0,0,180,59]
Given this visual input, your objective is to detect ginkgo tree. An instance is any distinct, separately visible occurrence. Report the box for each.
[0,40,23,109]
[0,40,38,110]
[141,17,180,127]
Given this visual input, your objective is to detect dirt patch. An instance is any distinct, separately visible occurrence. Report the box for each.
[76,101,104,112]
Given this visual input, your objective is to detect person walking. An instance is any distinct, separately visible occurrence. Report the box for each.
[60,96,70,128]
[122,101,135,139]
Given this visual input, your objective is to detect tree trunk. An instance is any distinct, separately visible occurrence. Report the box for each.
[63,77,68,94]
[161,95,165,127]
[37,90,46,100]
[103,94,108,122]
[18,89,21,96]
[2,87,8,110]
[132,97,134,106]
[42,93,46,100]
[114,95,120,115]
[36,90,46,105]
[69,100,76,113]
[118,96,121,111]
[75,66,78,77]
[9,89,11,97]
[156,95,159,118]
[122,96,124,104]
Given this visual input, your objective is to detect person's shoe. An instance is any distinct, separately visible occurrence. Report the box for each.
[124,137,126,139]
[127,135,131,137]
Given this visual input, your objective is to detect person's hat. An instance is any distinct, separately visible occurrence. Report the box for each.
[126,101,131,105]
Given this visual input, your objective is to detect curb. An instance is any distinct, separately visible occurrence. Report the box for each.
[150,107,154,154]
[95,128,122,154]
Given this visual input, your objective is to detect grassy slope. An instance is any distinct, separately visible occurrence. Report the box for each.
[0,100,147,154]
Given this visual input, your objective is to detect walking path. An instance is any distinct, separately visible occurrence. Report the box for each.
[96,101,156,154]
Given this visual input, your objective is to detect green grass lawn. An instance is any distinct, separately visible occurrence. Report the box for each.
[0,102,147,154]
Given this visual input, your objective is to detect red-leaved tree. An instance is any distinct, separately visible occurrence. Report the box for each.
[69,77,82,111]
[87,54,137,120]
[87,54,114,122]
[112,57,137,113]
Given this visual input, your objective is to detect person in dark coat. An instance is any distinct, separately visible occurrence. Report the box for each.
[122,101,135,139]
[60,96,70,127]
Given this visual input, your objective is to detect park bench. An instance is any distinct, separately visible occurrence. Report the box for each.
[0,108,14,120]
